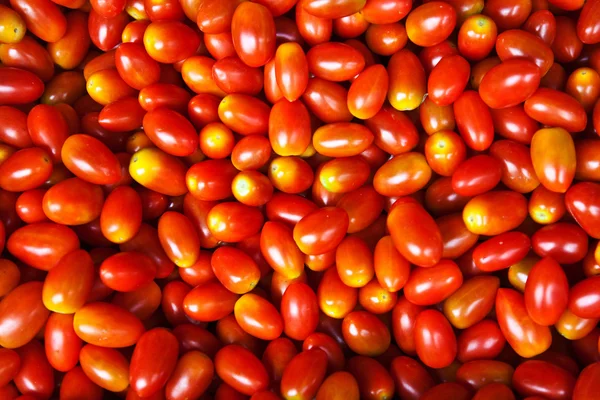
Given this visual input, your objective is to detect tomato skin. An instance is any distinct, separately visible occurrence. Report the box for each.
[338,186,384,235]
[578,0,600,44]
[74,302,145,347]
[207,202,264,243]
[490,140,539,194]
[0,349,19,388]
[490,106,538,145]
[0,282,49,349]
[387,200,443,267]
[346,356,395,400]
[115,43,160,91]
[0,107,30,148]
[527,87,585,135]
[280,349,328,400]
[99,251,156,292]
[8,222,79,271]
[387,49,426,111]
[62,134,121,185]
[496,288,552,358]
[157,211,200,268]
[523,257,569,326]
[215,344,270,396]
[280,283,319,341]
[44,313,81,372]
[234,293,284,340]
[42,249,94,313]
[313,123,373,158]
[302,78,352,123]
[27,104,69,164]
[347,64,388,120]
[60,366,103,400]
[13,340,54,399]
[373,235,410,293]
[473,231,531,271]
[9,0,66,43]
[79,344,129,392]
[573,362,600,400]
[532,222,588,264]
[463,191,528,235]
[365,104,419,155]
[100,186,142,243]
[231,2,275,67]
[165,351,213,400]
[318,266,358,319]
[184,281,239,322]
[575,139,600,182]
[316,371,359,400]
[483,0,531,29]
[390,356,435,400]
[428,55,470,106]
[406,2,457,47]
[211,247,260,294]
[143,20,200,64]
[513,360,576,400]
[219,94,270,135]
[414,309,457,369]
[453,90,494,151]
[565,183,600,239]
[443,276,500,329]
[569,276,600,319]
[457,319,506,362]
[42,177,104,226]
[130,148,187,196]
[307,42,365,82]
[496,29,553,76]
[480,59,542,110]
[139,83,191,114]
[0,147,52,192]
[452,155,502,197]
[293,207,349,255]
[374,153,431,197]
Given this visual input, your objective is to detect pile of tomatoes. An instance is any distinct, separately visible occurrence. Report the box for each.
[1,0,600,397]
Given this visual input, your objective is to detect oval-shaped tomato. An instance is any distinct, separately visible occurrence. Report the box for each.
[280,283,319,340]
[414,309,457,369]
[13,340,54,399]
[473,231,531,271]
[306,42,365,82]
[318,266,358,319]
[513,360,576,400]
[453,90,494,151]
[62,134,121,185]
[524,257,569,326]
[183,281,239,322]
[406,2,457,47]
[269,100,311,157]
[219,94,270,135]
[496,29,553,75]
[348,64,389,120]
[525,89,587,133]
[387,200,443,267]
[342,311,391,356]
[532,222,588,264]
[374,153,431,197]
[27,104,69,164]
[490,140,540,193]
[404,260,463,306]
[491,105,538,144]
[390,356,435,400]
[0,282,49,349]
[231,2,275,67]
[569,276,600,319]
[530,127,576,193]
[347,356,395,400]
[207,202,264,243]
[143,20,200,64]
[293,207,349,255]
[443,276,500,329]
[234,293,283,340]
[303,78,352,122]
[44,313,82,372]
[165,351,214,400]
[79,344,130,392]
[496,288,552,358]
[215,344,270,395]
[457,319,506,362]
[0,147,52,192]
[336,236,374,288]
[130,148,187,196]
[211,247,260,294]
[452,155,502,197]
[99,251,156,292]
[480,59,542,109]
[387,49,426,111]
[280,349,328,400]
[565,182,600,239]
[157,211,200,268]
[463,191,528,235]
[42,177,104,226]
[428,55,470,106]
[73,302,145,347]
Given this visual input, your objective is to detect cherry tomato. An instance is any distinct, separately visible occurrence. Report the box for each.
[453,90,494,151]
[0,282,49,349]
[387,49,426,111]
[406,2,457,47]
[183,281,239,322]
[165,351,214,400]
[532,222,588,264]
[414,309,457,368]
[13,340,54,399]
[44,313,82,372]
[215,344,270,396]
[73,302,145,347]
[143,20,200,64]
[231,2,276,67]
[565,182,600,239]
[513,360,576,400]
[79,344,130,392]
[463,191,528,235]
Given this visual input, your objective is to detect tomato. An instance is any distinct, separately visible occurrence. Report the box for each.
[463,191,528,235]
[569,276,600,319]
[513,360,576,400]
[0,147,52,192]
[25,105,68,165]
[183,281,239,322]
[60,367,103,400]
[0,259,19,298]
[73,302,145,347]
[489,140,540,194]
[8,222,79,271]
[112,281,161,320]
[332,236,372,288]
[414,309,457,369]
[578,0,600,43]
[390,356,435,400]
[79,344,129,392]
[387,49,426,111]
[100,186,142,243]
[165,351,213,400]
[523,257,569,326]
[130,148,187,196]
[420,97,456,135]
[120,224,175,278]
[456,360,514,391]
[528,89,583,140]
[496,288,552,358]
[573,362,600,400]
[457,14,497,61]
[565,182,600,239]
[318,266,358,318]
[211,247,260,294]
[472,231,531,272]
[143,20,200,64]
[457,319,506,362]
[261,337,297,385]
[406,2,456,47]
[0,282,49,349]
[280,349,328,400]
[61,134,121,185]
[44,313,81,372]
[442,275,499,329]
[42,249,94,313]
[345,356,394,400]
[13,340,54,399]
[306,42,365,82]
[99,251,156,292]
[234,293,283,340]
[532,222,588,264]
[453,90,494,151]
[215,344,270,395]
[364,22,407,56]
[9,0,66,42]
[316,371,359,400]
[528,127,576,194]
[230,2,275,67]
[139,83,191,114]
[552,16,582,63]
[428,55,470,106]
[0,107,30,148]
[42,177,104,225]
[0,4,25,43]
[279,283,319,340]
[496,29,553,76]
[273,42,308,102]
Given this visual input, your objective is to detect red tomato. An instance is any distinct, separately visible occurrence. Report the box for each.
[0,147,53,192]
[414,309,457,369]
[79,344,130,392]
[453,90,494,151]
[463,191,528,235]
[347,356,395,400]
[406,2,457,47]
[307,42,365,82]
[387,49,426,111]
[73,302,145,347]
[231,2,276,67]
[281,282,319,340]
[342,311,391,356]
[99,251,156,292]
[513,360,576,400]
[524,257,569,326]
[443,276,500,328]
[13,340,54,399]
[457,319,506,362]
[165,351,214,400]
[44,313,81,372]
[532,222,589,264]
[0,282,49,349]
[428,55,470,106]
[569,276,600,319]
[566,182,600,239]
[280,349,328,400]
[473,231,531,271]
[215,344,270,396]
[143,20,200,64]
[234,293,283,340]
[452,155,502,197]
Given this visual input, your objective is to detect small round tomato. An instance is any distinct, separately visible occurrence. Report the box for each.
[458,14,497,61]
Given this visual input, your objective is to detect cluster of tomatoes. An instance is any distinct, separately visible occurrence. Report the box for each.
[1,0,600,397]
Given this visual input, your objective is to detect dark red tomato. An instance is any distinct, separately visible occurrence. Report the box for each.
[569,276,600,319]
[88,11,129,52]
[0,35,55,83]
[0,348,20,387]
[457,319,506,362]
[165,351,213,400]
[262,337,298,384]
[0,147,52,192]
[99,98,145,133]
[565,183,600,239]
[524,257,569,327]
[491,106,538,144]
[578,0,600,44]
[473,231,531,271]
[301,0,366,19]
[60,366,103,400]
[231,2,275,67]
[390,356,435,400]
[347,356,395,400]
[513,360,576,400]
[525,88,587,132]
[44,313,81,372]
[215,344,269,396]
[451,155,502,197]
[453,90,494,151]
[421,383,471,400]
[42,249,94,314]
[530,127,575,193]
[73,302,145,347]
[173,323,221,357]
[7,223,79,271]
[26,104,69,164]
[463,191,528,235]
[280,349,328,400]
[496,288,552,358]
[532,222,588,264]
[213,56,264,96]
[443,276,500,328]
[307,42,365,82]
[573,362,600,400]
[483,0,531,29]
[496,29,553,75]
[387,200,443,267]
[437,212,479,259]
[0,107,31,148]
[0,282,49,349]
[130,328,178,398]
[428,55,470,106]
[341,311,390,356]
[414,309,457,369]
[112,280,161,320]
[13,340,54,399]
[303,332,345,373]
[552,16,582,63]
[161,281,192,326]
[456,360,514,391]
[62,134,122,185]
[183,281,239,322]
[489,140,539,193]
[479,59,541,110]
[99,251,156,292]
[406,2,457,47]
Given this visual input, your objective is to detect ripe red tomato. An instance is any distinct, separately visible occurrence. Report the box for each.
[215,344,270,396]
[414,309,457,369]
